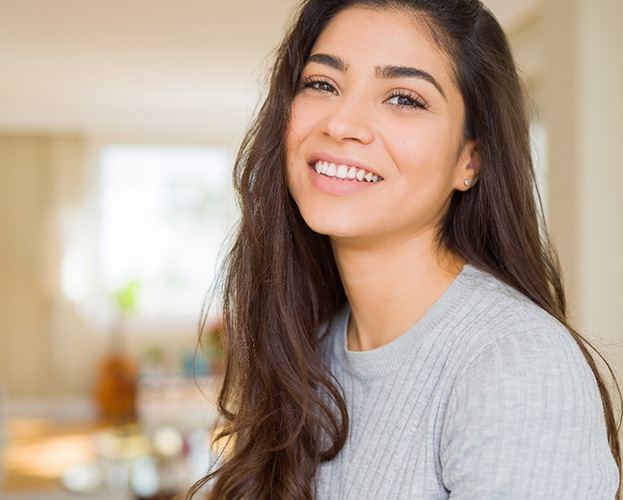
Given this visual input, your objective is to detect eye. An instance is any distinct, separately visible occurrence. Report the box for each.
[386,91,429,110]
[300,77,338,95]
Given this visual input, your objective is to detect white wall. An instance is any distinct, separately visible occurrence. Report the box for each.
[541,0,623,347]
[508,0,623,384]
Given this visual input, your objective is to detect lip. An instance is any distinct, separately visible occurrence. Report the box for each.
[306,152,382,178]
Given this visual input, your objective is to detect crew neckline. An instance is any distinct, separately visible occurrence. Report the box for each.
[333,263,486,379]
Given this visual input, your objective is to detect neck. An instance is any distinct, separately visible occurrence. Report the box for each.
[332,230,464,351]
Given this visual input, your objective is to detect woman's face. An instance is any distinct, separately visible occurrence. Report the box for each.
[286,7,477,247]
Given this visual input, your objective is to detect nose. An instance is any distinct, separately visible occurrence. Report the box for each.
[323,95,375,145]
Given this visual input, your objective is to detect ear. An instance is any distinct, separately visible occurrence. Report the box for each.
[454,139,480,191]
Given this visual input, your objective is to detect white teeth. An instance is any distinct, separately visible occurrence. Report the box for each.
[336,164,349,179]
[314,160,382,183]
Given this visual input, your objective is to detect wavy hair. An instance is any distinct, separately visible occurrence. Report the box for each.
[187,1,621,498]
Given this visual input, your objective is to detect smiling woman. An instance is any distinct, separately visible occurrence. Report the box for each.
[188,1,621,499]
[286,8,474,250]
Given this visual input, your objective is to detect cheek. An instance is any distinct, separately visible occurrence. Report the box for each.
[386,121,456,173]
[386,129,437,175]
[285,107,300,159]
[287,100,311,150]
[285,102,309,192]
[288,96,329,147]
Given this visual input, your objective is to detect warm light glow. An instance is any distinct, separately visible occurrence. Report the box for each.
[3,419,99,485]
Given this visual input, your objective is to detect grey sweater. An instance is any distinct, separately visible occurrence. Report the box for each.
[315,264,619,499]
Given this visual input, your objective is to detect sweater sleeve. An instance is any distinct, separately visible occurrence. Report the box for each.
[439,325,619,500]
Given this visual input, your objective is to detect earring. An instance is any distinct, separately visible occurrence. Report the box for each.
[464,179,471,187]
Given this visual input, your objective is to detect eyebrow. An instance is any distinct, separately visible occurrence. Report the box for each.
[376,65,446,100]
[306,53,348,72]
[305,52,446,100]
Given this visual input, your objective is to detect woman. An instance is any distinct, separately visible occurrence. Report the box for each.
[190,0,621,498]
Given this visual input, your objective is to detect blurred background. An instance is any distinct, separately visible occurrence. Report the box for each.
[0,0,621,498]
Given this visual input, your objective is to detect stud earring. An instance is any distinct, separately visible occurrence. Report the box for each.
[464,179,471,187]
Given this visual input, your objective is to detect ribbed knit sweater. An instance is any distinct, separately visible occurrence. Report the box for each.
[315,264,619,499]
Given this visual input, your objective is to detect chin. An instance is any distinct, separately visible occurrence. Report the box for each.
[299,208,368,240]
[301,213,343,237]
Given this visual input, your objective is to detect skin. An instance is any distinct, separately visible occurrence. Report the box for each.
[286,6,480,351]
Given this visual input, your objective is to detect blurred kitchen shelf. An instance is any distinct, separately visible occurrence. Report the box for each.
[1,488,131,500]
[1,375,222,498]
[1,418,109,494]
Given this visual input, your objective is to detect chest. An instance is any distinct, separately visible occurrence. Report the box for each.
[315,368,454,500]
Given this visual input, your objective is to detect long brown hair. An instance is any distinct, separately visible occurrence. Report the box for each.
[188,1,621,498]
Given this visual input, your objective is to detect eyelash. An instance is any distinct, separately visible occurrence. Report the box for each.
[299,77,429,110]
[386,90,429,110]
[300,77,337,94]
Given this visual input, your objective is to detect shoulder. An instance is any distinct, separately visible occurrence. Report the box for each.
[447,265,603,436]
[450,265,587,379]
[439,266,619,499]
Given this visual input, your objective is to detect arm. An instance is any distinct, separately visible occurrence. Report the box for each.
[440,327,618,499]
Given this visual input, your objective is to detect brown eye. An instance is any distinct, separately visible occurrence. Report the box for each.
[315,82,335,93]
[386,91,428,110]
[301,78,338,95]
[390,95,415,106]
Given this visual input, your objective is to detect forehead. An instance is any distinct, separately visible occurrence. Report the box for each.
[310,6,457,88]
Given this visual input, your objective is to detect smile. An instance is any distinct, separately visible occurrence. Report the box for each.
[314,160,382,183]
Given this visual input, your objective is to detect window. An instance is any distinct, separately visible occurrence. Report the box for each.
[98,145,233,320]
